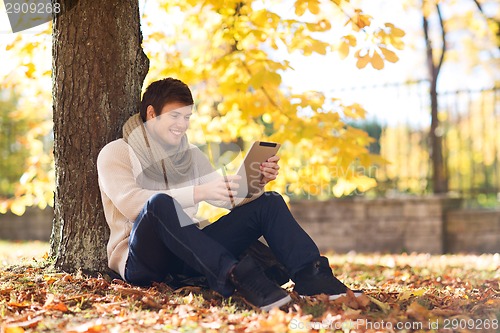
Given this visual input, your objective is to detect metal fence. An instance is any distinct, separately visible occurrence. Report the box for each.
[331,81,500,205]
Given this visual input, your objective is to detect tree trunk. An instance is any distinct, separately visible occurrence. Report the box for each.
[423,1,448,194]
[51,0,149,273]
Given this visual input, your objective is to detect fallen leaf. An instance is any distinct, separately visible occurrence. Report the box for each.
[44,302,69,313]
[112,285,145,297]
[3,326,25,333]
[366,295,391,313]
[141,296,162,309]
[406,301,429,322]
[355,293,371,308]
[430,308,461,316]
[7,301,31,309]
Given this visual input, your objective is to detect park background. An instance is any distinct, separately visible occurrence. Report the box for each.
[0,0,499,331]
[1,0,499,254]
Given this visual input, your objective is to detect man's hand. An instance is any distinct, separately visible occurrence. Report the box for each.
[194,175,241,204]
[260,155,280,185]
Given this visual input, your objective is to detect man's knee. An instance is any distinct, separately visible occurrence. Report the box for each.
[146,193,175,214]
[261,191,286,205]
[146,193,193,228]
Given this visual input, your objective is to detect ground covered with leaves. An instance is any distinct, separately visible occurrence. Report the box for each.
[0,242,499,332]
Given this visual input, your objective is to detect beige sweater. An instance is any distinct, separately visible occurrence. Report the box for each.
[97,139,262,278]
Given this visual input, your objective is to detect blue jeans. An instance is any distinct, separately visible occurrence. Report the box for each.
[124,191,320,296]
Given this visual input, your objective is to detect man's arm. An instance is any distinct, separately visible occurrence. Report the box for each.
[97,140,195,221]
[192,148,268,209]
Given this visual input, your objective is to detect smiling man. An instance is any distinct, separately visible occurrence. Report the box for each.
[97,77,361,311]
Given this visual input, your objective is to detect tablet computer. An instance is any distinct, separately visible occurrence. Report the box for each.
[232,141,281,198]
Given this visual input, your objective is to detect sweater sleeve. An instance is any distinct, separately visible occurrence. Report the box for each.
[97,140,195,221]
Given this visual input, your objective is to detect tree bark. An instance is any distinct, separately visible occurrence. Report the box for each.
[51,0,149,273]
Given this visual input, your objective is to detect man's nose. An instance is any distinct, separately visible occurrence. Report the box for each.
[177,117,188,128]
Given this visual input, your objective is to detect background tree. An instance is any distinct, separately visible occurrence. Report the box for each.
[0,27,54,216]
[419,0,498,193]
[423,0,448,193]
[50,0,148,272]
[0,94,29,200]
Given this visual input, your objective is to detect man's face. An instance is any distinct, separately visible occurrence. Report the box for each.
[146,102,193,146]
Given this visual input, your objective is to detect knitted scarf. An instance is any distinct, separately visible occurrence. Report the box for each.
[122,113,193,188]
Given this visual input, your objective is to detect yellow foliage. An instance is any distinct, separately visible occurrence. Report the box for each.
[380,47,399,62]
[355,50,370,69]
[294,0,321,16]
[371,51,384,70]
[0,0,407,214]
[306,19,332,32]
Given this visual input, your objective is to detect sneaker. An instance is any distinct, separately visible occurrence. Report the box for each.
[293,256,363,300]
[230,255,292,311]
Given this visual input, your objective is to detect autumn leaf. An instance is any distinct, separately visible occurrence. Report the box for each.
[294,0,308,16]
[406,301,429,322]
[307,0,321,15]
[1,249,499,332]
[370,51,384,69]
[355,55,370,69]
[380,47,399,62]
[338,41,350,59]
[3,327,26,333]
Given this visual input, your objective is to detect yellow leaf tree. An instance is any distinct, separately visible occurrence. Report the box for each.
[1,0,405,218]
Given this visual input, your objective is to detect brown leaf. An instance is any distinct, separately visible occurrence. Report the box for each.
[7,301,31,309]
[406,301,429,322]
[112,285,145,297]
[44,302,69,313]
[355,294,371,308]
[85,278,110,290]
[61,274,74,283]
[315,293,331,304]
[174,286,203,295]
[366,295,391,313]
[111,279,128,286]
[343,308,362,320]
[141,296,162,309]
[1,288,13,295]
[430,308,461,316]
[43,293,69,313]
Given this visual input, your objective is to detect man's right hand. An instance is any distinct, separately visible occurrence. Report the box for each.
[194,175,241,204]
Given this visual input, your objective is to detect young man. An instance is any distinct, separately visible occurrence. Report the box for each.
[97,77,360,311]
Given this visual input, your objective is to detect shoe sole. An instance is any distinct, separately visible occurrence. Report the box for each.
[300,291,364,300]
[260,295,292,311]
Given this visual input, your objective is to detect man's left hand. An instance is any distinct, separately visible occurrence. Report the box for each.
[260,155,280,185]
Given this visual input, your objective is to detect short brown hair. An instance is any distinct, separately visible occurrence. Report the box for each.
[140,78,194,121]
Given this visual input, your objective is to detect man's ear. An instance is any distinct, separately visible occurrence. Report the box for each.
[146,105,156,121]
